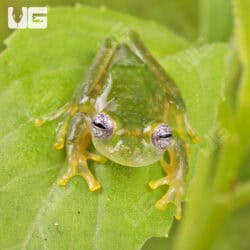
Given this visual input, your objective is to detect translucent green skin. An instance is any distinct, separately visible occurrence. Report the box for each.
[36,31,198,219]
[92,44,167,166]
[73,32,190,167]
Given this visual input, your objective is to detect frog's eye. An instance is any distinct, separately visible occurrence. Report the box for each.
[151,124,173,150]
[91,113,114,139]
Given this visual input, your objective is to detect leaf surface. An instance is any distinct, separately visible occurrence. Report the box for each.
[0,6,227,250]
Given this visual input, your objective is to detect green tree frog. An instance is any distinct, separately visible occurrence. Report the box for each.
[36,31,199,220]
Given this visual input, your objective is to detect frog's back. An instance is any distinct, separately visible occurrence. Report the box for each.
[99,44,166,129]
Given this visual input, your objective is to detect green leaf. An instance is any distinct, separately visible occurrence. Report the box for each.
[0,6,227,249]
[199,0,233,43]
[0,0,199,52]
[211,205,250,250]
[69,0,200,40]
[170,1,250,250]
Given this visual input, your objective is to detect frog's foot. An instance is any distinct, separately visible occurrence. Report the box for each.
[57,152,105,191]
[78,166,101,191]
[86,152,107,164]
[149,177,185,220]
[149,176,170,189]
[57,165,101,191]
[57,165,77,186]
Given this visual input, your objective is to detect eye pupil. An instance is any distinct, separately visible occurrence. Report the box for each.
[159,133,172,139]
[91,113,114,139]
[93,121,106,129]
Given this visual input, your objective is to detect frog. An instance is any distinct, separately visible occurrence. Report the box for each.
[35,30,199,220]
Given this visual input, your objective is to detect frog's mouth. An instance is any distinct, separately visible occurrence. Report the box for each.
[92,137,163,167]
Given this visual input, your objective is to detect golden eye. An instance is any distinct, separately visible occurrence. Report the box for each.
[151,124,172,150]
[91,113,114,139]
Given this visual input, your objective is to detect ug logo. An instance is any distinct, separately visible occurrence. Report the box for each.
[8,7,47,29]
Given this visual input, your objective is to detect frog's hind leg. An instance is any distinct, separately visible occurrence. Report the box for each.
[175,110,200,144]
[128,30,199,144]
[149,139,187,220]
[35,102,73,126]
[57,112,105,191]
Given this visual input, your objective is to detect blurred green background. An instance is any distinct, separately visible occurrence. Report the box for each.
[0,0,233,51]
[1,1,249,250]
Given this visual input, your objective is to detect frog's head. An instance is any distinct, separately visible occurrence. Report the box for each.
[90,113,173,167]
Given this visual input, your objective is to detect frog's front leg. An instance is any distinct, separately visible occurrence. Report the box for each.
[57,112,106,191]
[149,138,187,220]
